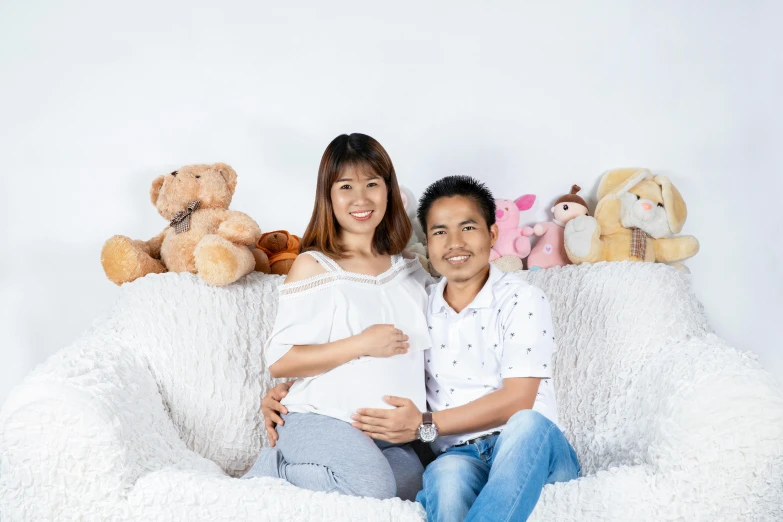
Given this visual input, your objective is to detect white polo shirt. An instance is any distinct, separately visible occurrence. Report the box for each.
[425,264,560,453]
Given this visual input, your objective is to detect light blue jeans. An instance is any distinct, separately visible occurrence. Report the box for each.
[242,412,423,501]
[416,410,580,522]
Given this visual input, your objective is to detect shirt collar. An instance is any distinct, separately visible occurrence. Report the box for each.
[430,263,503,315]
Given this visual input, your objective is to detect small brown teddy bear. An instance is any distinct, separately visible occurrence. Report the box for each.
[564,168,699,269]
[101,163,271,286]
[256,230,301,276]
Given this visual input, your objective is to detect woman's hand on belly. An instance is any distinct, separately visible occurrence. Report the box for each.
[358,324,410,358]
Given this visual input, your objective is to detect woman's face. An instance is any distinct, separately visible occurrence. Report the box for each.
[330,164,388,237]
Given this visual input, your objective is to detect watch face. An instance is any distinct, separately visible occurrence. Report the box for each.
[419,424,438,443]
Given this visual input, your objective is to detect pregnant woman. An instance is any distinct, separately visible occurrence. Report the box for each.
[242,133,431,501]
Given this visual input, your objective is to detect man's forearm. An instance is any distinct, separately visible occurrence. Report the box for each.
[432,384,537,437]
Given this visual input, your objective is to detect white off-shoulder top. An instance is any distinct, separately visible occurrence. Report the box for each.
[265,251,431,423]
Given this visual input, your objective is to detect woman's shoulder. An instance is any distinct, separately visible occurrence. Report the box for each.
[284,252,328,284]
[278,253,339,301]
[396,252,437,289]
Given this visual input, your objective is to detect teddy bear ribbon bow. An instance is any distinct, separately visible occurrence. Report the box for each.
[170,200,201,234]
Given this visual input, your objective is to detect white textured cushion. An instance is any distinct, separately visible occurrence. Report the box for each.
[522,263,783,521]
[117,273,279,476]
[1,262,782,521]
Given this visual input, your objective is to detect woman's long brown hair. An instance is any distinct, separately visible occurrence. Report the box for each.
[300,133,412,258]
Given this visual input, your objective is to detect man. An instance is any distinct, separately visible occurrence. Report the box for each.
[262,176,580,521]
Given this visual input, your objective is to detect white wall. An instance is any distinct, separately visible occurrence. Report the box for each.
[1,1,781,405]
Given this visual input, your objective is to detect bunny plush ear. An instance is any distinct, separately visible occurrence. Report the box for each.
[514,194,536,211]
[655,175,687,234]
[597,168,652,200]
[150,175,165,206]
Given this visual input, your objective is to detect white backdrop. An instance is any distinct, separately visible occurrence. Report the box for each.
[1,1,781,405]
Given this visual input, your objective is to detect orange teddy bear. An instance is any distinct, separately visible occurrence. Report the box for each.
[256,230,301,276]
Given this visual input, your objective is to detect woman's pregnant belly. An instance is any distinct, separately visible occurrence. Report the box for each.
[282,349,426,423]
[281,274,430,423]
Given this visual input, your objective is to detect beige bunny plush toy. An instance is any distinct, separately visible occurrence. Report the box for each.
[564,168,699,269]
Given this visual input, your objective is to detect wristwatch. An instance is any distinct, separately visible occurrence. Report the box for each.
[417,412,438,443]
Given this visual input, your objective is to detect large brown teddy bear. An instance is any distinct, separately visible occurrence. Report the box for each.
[101,163,271,286]
[564,168,699,269]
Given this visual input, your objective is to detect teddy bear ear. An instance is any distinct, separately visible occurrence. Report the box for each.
[514,194,536,211]
[597,168,652,200]
[150,175,165,206]
[654,175,687,234]
[214,163,238,193]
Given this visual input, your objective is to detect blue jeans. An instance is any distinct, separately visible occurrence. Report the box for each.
[416,410,580,522]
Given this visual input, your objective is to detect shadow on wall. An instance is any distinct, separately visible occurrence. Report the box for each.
[0,242,119,403]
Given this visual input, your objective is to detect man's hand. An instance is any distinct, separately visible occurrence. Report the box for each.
[351,396,422,444]
[262,381,293,447]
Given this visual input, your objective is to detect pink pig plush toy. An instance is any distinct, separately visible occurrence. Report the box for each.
[490,194,536,262]
[527,185,589,270]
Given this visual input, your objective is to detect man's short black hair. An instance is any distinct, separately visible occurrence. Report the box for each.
[417,175,496,234]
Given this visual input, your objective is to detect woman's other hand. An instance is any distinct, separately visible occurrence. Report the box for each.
[262,381,293,446]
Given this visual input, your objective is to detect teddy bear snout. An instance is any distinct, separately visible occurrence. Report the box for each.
[642,202,652,211]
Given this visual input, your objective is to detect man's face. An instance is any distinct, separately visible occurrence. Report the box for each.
[425,196,498,283]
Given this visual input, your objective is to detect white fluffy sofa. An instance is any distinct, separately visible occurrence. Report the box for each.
[2,262,782,521]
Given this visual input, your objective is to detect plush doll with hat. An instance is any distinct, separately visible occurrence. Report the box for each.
[564,168,699,268]
[101,163,271,287]
[491,194,536,272]
[257,230,301,276]
[527,185,589,270]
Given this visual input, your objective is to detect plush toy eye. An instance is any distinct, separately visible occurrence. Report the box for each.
[195,175,201,179]
[636,195,640,200]
[171,171,178,177]
[657,202,663,208]
[562,204,569,210]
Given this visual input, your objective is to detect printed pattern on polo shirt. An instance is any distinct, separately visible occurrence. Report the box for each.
[425,267,558,450]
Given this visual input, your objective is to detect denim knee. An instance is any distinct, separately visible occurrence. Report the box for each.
[422,455,476,498]
[503,410,554,441]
